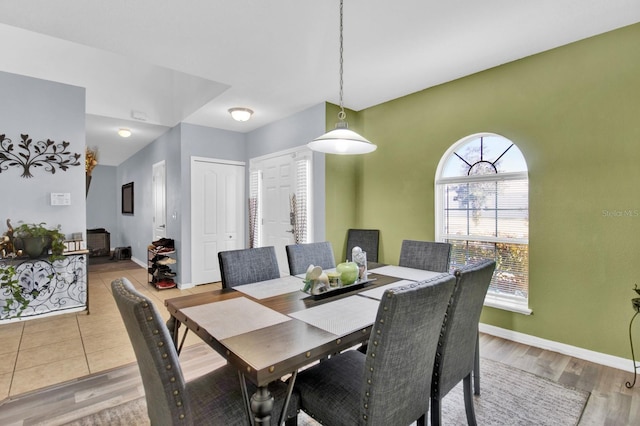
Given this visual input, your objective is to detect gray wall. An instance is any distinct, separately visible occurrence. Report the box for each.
[0,71,86,241]
[112,104,327,286]
[1,69,327,288]
[178,123,246,284]
[246,103,327,241]
[117,126,182,265]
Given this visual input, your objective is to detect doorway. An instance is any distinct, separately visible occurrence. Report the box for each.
[250,147,312,275]
[152,161,166,241]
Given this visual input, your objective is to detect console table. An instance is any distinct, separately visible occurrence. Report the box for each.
[0,251,88,322]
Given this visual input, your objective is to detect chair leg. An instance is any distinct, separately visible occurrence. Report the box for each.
[473,328,480,395]
[284,416,298,426]
[430,396,442,426]
[463,374,477,426]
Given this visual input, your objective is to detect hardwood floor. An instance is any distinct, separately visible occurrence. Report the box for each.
[0,259,638,425]
[479,334,640,425]
[1,333,638,425]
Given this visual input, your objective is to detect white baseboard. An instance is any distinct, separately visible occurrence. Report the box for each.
[479,323,635,373]
[131,257,145,268]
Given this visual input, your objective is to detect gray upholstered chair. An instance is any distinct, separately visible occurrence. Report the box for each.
[346,229,380,263]
[399,239,452,272]
[218,246,280,289]
[294,273,456,426]
[285,241,336,275]
[111,277,299,425]
[430,259,496,426]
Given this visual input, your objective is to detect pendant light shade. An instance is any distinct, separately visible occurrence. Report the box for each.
[308,122,376,155]
[308,0,376,155]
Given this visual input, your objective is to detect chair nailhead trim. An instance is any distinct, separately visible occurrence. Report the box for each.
[179,414,185,419]
[170,377,176,382]
[158,341,164,347]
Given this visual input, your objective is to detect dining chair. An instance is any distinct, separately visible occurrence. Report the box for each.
[346,229,380,262]
[218,246,280,289]
[398,239,452,272]
[293,273,456,426]
[111,277,300,425]
[285,241,336,275]
[430,259,496,426]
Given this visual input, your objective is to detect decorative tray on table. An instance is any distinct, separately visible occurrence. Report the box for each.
[301,277,376,300]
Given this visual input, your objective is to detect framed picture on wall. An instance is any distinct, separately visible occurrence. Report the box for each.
[122,182,134,215]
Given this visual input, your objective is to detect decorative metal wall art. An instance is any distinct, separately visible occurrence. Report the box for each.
[0,133,82,178]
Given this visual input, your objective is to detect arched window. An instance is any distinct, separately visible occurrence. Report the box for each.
[436,133,530,314]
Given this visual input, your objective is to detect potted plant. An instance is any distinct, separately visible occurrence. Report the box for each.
[0,265,31,317]
[14,222,66,261]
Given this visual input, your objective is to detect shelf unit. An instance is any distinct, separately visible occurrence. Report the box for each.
[147,243,177,290]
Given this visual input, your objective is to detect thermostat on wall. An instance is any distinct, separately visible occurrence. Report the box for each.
[51,192,71,206]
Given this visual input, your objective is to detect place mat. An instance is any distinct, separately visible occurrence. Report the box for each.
[233,275,304,299]
[288,295,380,336]
[359,279,415,300]
[180,297,291,340]
[369,265,444,282]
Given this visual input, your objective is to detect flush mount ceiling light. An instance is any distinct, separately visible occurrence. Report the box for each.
[118,128,132,138]
[308,0,376,155]
[228,107,254,122]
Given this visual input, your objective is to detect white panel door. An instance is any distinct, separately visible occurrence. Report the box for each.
[152,161,166,241]
[262,156,296,275]
[191,159,244,285]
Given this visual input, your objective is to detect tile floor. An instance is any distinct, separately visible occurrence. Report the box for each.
[0,260,220,399]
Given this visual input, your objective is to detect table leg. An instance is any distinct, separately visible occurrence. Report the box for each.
[250,386,275,425]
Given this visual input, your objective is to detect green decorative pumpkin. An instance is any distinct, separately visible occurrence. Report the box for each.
[336,261,359,285]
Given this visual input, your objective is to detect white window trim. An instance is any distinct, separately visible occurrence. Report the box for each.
[484,293,533,315]
[434,133,531,315]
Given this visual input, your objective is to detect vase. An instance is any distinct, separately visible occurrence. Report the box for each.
[18,236,51,259]
[86,174,92,197]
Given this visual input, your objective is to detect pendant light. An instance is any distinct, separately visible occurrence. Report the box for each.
[308,0,376,155]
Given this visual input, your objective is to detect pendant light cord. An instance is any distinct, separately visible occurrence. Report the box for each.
[338,0,346,121]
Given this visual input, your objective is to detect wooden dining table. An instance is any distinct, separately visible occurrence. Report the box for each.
[164,264,447,425]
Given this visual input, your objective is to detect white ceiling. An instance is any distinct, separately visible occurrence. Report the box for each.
[0,0,638,166]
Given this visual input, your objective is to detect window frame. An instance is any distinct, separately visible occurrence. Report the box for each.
[435,133,531,315]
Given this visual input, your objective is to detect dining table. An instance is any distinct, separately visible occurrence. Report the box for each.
[164,263,447,425]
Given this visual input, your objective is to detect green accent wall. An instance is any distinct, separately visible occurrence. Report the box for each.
[326,23,640,358]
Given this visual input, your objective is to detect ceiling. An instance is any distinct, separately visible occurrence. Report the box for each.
[0,0,638,166]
